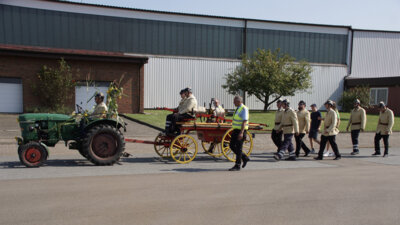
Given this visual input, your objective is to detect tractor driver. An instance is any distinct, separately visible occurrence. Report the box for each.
[92,92,108,118]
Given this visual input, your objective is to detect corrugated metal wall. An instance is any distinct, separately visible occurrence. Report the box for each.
[145,57,347,110]
[351,31,400,78]
[246,28,348,64]
[0,4,349,64]
[144,57,240,109]
[0,4,243,58]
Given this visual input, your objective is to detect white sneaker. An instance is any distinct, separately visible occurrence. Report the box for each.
[323,151,329,157]
[328,152,335,157]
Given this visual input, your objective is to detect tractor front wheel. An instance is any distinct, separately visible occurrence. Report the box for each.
[18,142,48,168]
[82,124,125,166]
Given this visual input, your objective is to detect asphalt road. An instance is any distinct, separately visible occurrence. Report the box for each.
[1,115,400,225]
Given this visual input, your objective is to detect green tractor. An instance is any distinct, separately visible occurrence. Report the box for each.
[16,111,126,167]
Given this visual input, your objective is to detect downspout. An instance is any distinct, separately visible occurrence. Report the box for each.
[242,19,248,105]
[343,28,354,91]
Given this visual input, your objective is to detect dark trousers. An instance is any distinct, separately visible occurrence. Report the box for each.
[271,129,283,151]
[351,129,361,152]
[165,113,193,134]
[295,133,311,155]
[374,133,389,154]
[318,135,340,158]
[230,129,248,166]
[277,134,295,157]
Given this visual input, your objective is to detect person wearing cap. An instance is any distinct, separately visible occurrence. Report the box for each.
[372,102,394,157]
[309,104,321,153]
[274,99,299,161]
[228,95,250,171]
[295,100,311,157]
[271,99,284,152]
[314,100,341,160]
[165,89,186,134]
[346,99,367,155]
[91,92,108,118]
[167,87,198,135]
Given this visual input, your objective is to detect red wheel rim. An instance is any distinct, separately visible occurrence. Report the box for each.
[91,132,118,158]
[25,147,42,163]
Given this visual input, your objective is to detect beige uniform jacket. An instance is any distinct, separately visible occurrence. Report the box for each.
[297,109,311,134]
[323,108,339,136]
[273,108,284,131]
[92,102,108,118]
[177,97,186,112]
[178,95,198,115]
[214,105,225,117]
[347,107,366,130]
[376,108,394,135]
[276,108,299,134]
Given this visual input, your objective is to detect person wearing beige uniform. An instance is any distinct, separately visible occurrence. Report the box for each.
[165,87,198,135]
[372,102,395,157]
[315,100,341,160]
[346,99,366,155]
[274,99,299,161]
[165,89,186,133]
[295,100,311,157]
[271,99,284,153]
[91,92,108,118]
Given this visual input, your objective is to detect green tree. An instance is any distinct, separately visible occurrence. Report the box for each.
[222,49,312,111]
[338,85,370,112]
[32,58,77,112]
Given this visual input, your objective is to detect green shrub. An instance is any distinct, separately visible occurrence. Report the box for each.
[32,58,78,113]
[338,85,370,112]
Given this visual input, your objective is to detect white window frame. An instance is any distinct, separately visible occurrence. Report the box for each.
[370,87,388,105]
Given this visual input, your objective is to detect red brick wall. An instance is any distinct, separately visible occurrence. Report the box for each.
[0,55,143,113]
[366,86,400,116]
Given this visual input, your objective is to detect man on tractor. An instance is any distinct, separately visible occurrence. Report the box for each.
[91,92,108,118]
[165,87,198,136]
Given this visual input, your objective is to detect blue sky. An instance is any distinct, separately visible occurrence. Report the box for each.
[66,0,400,31]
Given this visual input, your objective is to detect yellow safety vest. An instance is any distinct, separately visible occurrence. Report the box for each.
[232,104,249,130]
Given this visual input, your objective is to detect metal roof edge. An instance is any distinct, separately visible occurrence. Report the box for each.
[352,28,400,34]
[45,0,352,30]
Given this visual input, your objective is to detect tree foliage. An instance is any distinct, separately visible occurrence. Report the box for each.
[222,49,312,111]
[338,85,370,112]
[32,58,77,111]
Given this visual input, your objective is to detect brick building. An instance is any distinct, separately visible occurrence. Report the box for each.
[0,44,148,113]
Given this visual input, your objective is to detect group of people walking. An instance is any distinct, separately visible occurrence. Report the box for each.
[271,98,395,162]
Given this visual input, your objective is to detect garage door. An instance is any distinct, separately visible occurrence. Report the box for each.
[75,83,109,112]
[0,78,23,113]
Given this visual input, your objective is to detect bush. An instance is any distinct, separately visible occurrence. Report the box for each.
[338,85,370,112]
[32,58,78,112]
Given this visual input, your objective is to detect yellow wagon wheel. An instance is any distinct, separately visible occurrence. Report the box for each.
[170,134,198,164]
[201,141,223,158]
[154,134,171,158]
[221,128,253,162]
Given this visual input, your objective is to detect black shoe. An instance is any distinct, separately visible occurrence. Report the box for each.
[273,153,281,161]
[285,156,296,161]
[333,156,341,160]
[383,153,388,158]
[304,150,311,157]
[295,153,299,158]
[229,165,240,171]
[351,151,359,155]
[242,157,250,168]
[372,152,381,156]
[314,156,323,160]
[311,149,316,154]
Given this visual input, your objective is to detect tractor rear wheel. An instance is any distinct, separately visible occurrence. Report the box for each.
[18,142,48,168]
[81,124,125,166]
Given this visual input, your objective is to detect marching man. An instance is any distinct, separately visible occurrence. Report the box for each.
[372,102,394,157]
[346,99,366,155]
[274,99,299,161]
